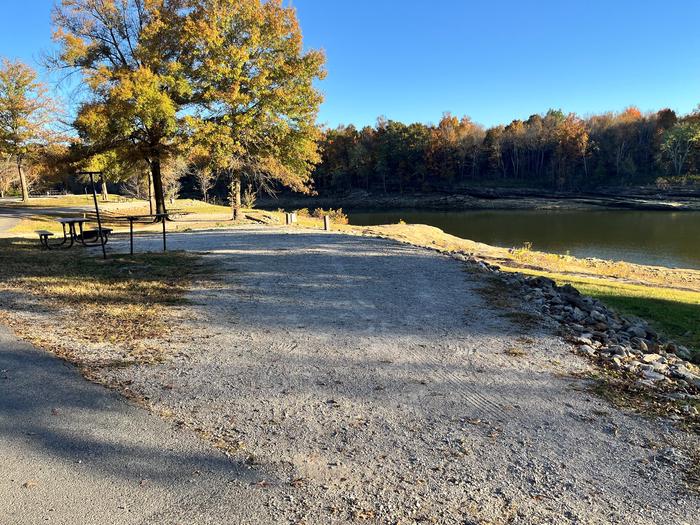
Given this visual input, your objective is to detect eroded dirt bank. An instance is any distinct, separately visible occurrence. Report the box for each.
[259,186,700,213]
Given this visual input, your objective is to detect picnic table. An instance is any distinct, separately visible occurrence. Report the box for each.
[121,213,169,254]
[37,217,112,250]
[37,210,176,254]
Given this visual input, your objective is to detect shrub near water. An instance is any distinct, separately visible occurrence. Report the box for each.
[292,207,349,224]
[311,208,349,224]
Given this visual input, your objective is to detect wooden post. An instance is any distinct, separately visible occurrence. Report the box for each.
[323,216,331,231]
[162,218,167,251]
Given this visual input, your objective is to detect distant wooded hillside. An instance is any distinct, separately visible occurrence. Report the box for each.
[310,107,699,195]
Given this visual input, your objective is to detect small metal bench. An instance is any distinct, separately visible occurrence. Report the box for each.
[36,230,55,250]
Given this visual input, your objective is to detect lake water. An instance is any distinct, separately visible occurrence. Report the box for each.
[348,209,700,270]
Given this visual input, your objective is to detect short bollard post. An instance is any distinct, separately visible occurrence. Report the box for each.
[323,215,331,231]
[291,212,297,224]
[285,213,291,225]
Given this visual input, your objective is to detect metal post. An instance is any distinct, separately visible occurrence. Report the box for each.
[162,217,166,251]
[324,216,331,231]
[87,172,107,260]
[129,219,134,255]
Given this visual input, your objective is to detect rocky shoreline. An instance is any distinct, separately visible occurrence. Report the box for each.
[259,186,700,212]
[448,250,700,425]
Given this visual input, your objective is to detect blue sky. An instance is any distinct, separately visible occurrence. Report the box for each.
[3,1,700,128]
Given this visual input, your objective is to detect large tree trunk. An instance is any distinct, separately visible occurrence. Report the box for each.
[147,170,154,215]
[150,156,167,216]
[18,162,29,201]
[100,179,108,201]
[230,173,242,220]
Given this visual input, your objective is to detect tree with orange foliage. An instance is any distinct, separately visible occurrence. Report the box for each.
[0,59,58,201]
[53,0,324,219]
[554,114,590,189]
[181,0,325,219]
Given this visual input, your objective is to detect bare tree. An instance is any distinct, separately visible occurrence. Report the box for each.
[193,167,217,203]
[161,156,188,203]
[660,122,700,177]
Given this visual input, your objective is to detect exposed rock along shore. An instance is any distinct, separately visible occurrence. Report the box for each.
[450,250,700,418]
[259,187,700,212]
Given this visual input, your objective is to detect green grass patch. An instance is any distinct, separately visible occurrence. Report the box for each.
[579,285,700,353]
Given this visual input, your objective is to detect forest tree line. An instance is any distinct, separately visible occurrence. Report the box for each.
[310,107,700,195]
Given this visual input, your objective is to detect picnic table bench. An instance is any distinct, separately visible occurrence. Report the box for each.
[81,226,114,242]
[36,230,54,249]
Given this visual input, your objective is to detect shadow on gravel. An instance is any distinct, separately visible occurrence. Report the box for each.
[151,229,513,338]
[0,339,256,485]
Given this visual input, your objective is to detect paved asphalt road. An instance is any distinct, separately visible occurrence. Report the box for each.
[0,200,95,237]
[0,326,271,524]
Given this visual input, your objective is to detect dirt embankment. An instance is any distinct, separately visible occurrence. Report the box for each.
[259,186,700,212]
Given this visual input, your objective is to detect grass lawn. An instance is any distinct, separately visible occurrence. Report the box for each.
[5,198,238,236]
[576,284,700,358]
[5,194,134,207]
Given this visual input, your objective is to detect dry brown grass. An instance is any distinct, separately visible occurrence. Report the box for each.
[504,346,527,357]
[0,239,203,367]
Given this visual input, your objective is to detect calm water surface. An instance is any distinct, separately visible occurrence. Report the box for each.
[349,210,700,270]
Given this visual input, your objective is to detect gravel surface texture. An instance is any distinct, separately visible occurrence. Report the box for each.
[95,227,699,524]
